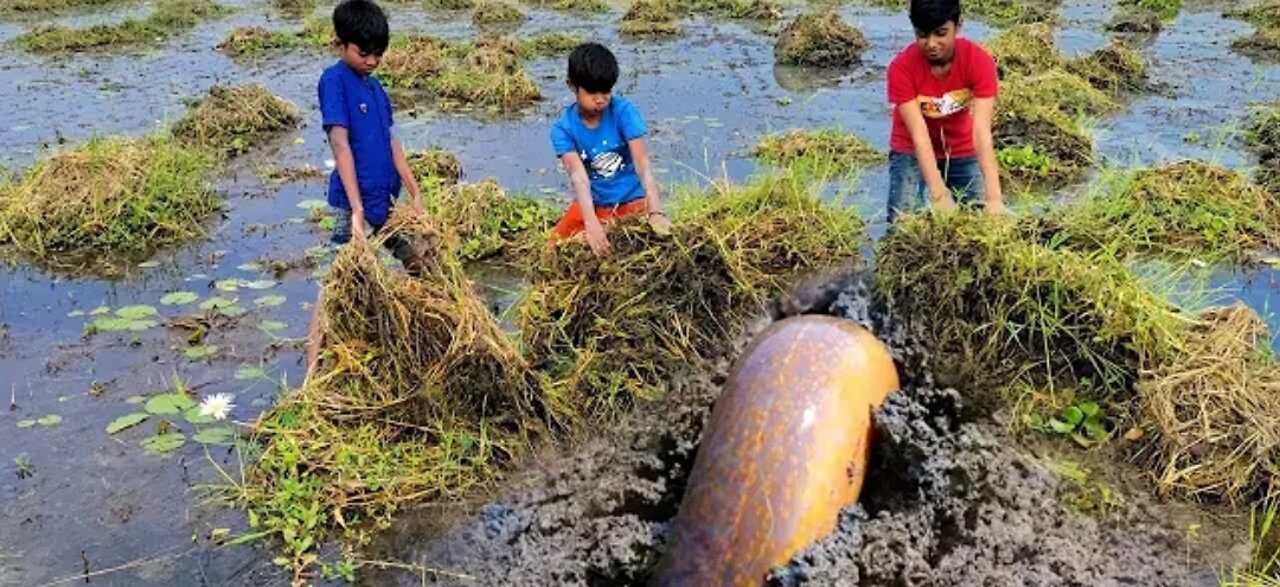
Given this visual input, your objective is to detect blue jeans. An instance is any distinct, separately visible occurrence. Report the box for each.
[887,151,986,223]
[329,206,417,270]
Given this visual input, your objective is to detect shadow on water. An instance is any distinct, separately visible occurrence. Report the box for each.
[1,0,1279,584]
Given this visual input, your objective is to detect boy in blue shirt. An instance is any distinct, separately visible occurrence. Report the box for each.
[550,42,671,257]
[319,0,424,248]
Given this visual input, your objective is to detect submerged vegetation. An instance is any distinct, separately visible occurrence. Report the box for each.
[774,10,866,67]
[0,137,220,272]
[753,128,882,175]
[16,0,232,53]
[172,85,301,155]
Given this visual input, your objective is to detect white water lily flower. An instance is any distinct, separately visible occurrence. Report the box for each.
[199,393,236,421]
[324,158,336,169]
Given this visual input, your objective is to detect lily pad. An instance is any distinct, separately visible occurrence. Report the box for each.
[235,366,268,380]
[244,280,276,291]
[192,426,235,446]
[137,260,161,268]
[16,419,36,428]
[184,406,213,425]
[116,305,158,320]
[126,395,147,404]
[67,310,85,318]
[141,432,186,455]
[215,279,241,292]
[36,414,62,427]
[217,305,246,318]
[297,199,327,210]
[255,295,286,308]
[145,393,197,415]
[160,292,199,306]
[106,413,150,434]
[184,345,219,360]
[93,317,157,332]
[199,297,237,311]
[90,306,111,316]
[237,262,262,272]
[259,321,288,333]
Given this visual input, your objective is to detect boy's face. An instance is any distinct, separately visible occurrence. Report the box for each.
[570,84,611,117]
[914,19,959,66]
[339,42,383,76]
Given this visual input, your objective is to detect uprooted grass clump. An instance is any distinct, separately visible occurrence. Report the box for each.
[753,128,882,176]
[172,85,301,155]
[521,0,608,13]
[1044,161,1280,263]
[217,26,302,56]
[1139,304,1280,500]
[1228,0,1280,28]
[378,35,541,109]
[16,0,232,52]
[472,0,527,25]
[619,0,682,36]
[428,0,475,9]
[861,0,1061,25]
[271,0,315,17]
[1233,28,1280,63]
[0,0,134,15]
[1120,0,1181,20]
[774,10,866,67]
[1107,7,1163,33]
[1246,103,1280,192]
[231,214,567,576]
[519,173,865,418]
[686,0,782,19]
[407,148,463,189]
[423,179,556,262]
[876,211,1187,402]
[0,136,220,273]
[520,31,583,57]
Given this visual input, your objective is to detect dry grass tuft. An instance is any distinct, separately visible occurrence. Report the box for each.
[172,85,301,155]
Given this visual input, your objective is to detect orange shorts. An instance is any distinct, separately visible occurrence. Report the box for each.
[551,198,648,240]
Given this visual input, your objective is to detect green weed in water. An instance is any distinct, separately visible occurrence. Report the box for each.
[1228,1,1280,29]
[1246,103,1280,192]
[472,0,527,25]
[16,0,234,53]
[774,10,866,67]
[619,0,682,36]
[753,128,883,176]
[172,85,301,155]
[523,0,609,13]
[1120,0,1180,20]
[0,0,134,15]
[218,26,303,57]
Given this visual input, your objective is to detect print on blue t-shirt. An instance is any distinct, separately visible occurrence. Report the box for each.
[549,95,648,207]
[318,61,401,226]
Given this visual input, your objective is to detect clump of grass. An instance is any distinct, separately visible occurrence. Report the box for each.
[1228,0,1280,28]
[428,0,476,8]
[1047,161,1280,263]
[774,10,866,67]
[619,0,682,36]
[986,23,1060,77]
[520,31,583,57]
[0,136,220,272]
[523,0,609,14]
[1223,497,1280,585]
[1107,7,1164,33]
[520,173,864,418]
[407,148,463,189]
[217,26,302,57]
[378,35,541,109]
[472,0,527,25]
[424,179,556,261]
[0,0,137,15]
[1139,303,1280,501]
[1234,28,1280,63]
[230,213,566,577]
[995,77,1096,188]
[1246,103,1280,192]
[172,85,301,155]
[687,0,782,19]
[1066,42,1149,94]
[271,0,315,17]
[17,0,232,53]
[377,36,449,89]
[753,128,883,176]
[858,0,1060,25]
[1120,0,1180,21]
[876,211,1187,401]
[299,13,334,47]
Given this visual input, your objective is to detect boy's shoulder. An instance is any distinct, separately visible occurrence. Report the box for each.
[319,61,348,84]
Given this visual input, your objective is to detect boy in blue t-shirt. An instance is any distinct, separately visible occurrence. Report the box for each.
[318,0,424,247]
[550,42,671,257]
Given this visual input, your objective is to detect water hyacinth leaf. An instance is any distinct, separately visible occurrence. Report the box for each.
[296,199,327,210]
[215,279,241,292]
[36,414,62,426]
[106,413,150,434]
[160,291,199,306]
[1079,402,1100,419]
[217,305,246,317]
[126,395,147,404]
[255,295,286,308]
[145,393,196,415]
[141,432,186,455]
[115,305,158,319]
[1062,406,1084,426]
[244,280,276,290]
[200,297,237,311]
[184,407,213,425]
[1049,418,1075,434]
[237,262,262,272]
[259,320,287,333]
[184,345,219,360]
[90,306,110,316]
[17,419,36,428]
[235,366,267,380]
[192,426,235,445]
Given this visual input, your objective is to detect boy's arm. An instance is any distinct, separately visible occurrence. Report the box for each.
[327,126,367,241]
[627,137,670,233]
[898,101,953,209]
[391,137,424,214]
[562,152,612,257]
[971,97,1005,214]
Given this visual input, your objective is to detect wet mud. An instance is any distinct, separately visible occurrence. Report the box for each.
[370,276,1239,586]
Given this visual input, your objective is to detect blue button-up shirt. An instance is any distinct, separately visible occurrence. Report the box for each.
[318,61,400,226]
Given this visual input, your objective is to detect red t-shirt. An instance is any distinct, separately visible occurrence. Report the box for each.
[888,38,998,158]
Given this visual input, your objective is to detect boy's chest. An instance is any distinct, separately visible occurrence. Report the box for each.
[343,80,392,132]
[911,68,974,120]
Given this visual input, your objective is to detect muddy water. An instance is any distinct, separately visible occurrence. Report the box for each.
[0,0,1278,585]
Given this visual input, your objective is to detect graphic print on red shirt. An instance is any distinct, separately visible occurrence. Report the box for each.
[887,37,999,159]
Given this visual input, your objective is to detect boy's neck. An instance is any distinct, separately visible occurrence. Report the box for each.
[577,108,602,126]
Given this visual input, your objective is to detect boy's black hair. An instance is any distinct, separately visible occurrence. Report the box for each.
[333,0,390,55]
[567,42,619,94]
[909,0,962,33]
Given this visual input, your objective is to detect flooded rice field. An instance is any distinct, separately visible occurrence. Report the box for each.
[2,0,1280,585]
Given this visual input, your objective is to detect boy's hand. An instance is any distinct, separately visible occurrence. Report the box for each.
[351,211,368,243]
[648,211,672,236]
[410,196,425,216]
[985,199,1008,216]
[929,187,956,211]
[584,221,613,257]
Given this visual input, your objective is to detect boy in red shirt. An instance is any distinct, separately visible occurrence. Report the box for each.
[887,0,1005,222]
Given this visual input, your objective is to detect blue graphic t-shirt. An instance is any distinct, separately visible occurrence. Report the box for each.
[550,95,648,207]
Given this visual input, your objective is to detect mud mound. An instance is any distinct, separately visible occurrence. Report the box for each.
[774,10,866,67]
